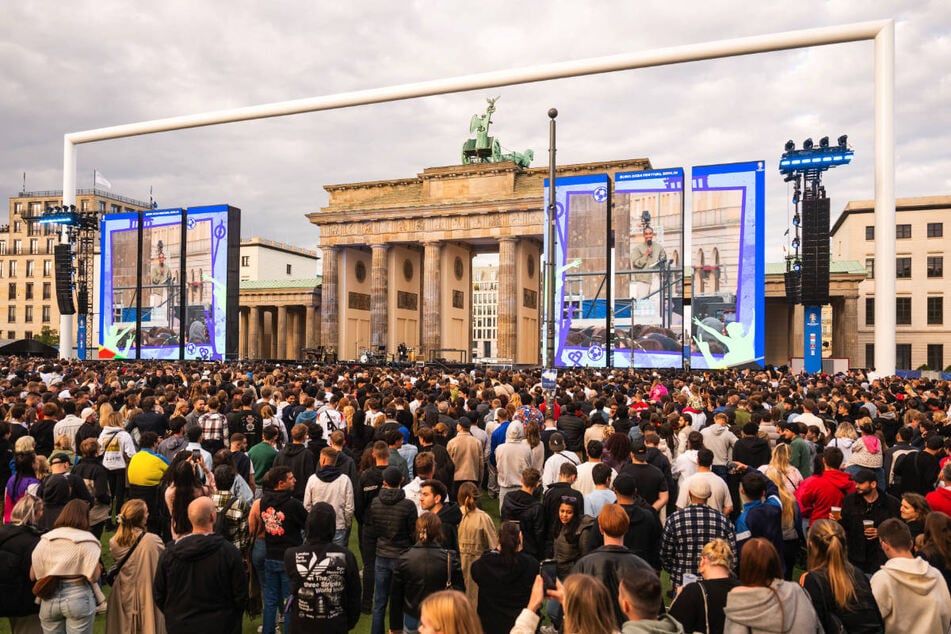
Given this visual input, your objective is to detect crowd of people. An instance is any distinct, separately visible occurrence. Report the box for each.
[1,358,951,634]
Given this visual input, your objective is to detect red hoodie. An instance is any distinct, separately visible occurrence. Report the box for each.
[926,487,951,517]
[795,468,856,524]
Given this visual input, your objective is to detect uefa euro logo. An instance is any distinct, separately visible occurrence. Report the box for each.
[587,344,604,362]
[593,186,608,203]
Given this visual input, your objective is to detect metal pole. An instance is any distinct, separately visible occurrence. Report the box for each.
[874,21,896,376]
[545,108,557,413]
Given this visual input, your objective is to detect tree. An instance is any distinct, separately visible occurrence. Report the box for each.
[34,326,59,346]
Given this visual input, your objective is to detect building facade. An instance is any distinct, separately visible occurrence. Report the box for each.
[239,237,319,281]
[2,190,150,346]
[472,263,499,360]
[831,195,950,371]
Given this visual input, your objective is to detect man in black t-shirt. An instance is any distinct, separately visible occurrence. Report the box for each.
[228,392,263,448]
[620,439,668,514]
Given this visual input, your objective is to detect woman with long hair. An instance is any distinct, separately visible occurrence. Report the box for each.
[761,457,805,579]
[900,492,931,542]
[394,513,464,633]
[29,499,102,634]
[552,501,595,581]
[523,421,544,472]
[799,520,884,633]
[669,538,738,634]
[0,495,44,633]
[107,499,166,634]
[827,421,858,467]
[455,483,497,608]
[602,432,632,474]
[99,409,136,527]
[418,590,483,634]
[920,512,951,590]
[722,538,820,634]
[71,438,112,538]
[847,420,885,490]
[163,455,215,540]
[512,573,619,634]
[260,404,288,449]
[757,442,803,496]
[4,450,39,524]
[470,520,536,634]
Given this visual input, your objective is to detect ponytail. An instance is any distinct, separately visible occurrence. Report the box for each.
[807,519,857,610]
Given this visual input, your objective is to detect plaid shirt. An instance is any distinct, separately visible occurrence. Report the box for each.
[211,489,250,554]
[661,503,736,586]
[198,411,229,442]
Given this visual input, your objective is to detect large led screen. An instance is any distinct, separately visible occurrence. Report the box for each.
[613,168,685,368]
[688,162,765,369]
[544,174,610,368]
[99,205,240,361]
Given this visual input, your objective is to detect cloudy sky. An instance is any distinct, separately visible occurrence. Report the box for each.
[1,1,948,259]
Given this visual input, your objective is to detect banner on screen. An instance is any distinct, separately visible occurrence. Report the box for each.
[689,162,765,369]
[544,174,610,368]
[99,205,240,361]
[613,168,685,369]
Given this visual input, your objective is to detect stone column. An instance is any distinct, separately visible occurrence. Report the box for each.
[498,237,517,362]
[239,307,249,358]
[276,305,288,359]
[320,247,339,357]
[833,294,859,363]
[422,242,442,359]
[287,308,299,360]
[370,244,389,352]
[305,304,317,350]
[248,306,260,359]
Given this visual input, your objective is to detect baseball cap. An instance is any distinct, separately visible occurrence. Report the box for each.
[80,407,96,421]
[548,432,566,452]
[852,468,877,484]
[612,473,637,497]
[631,438,648,459]
[382,466,403,487]
[689,479,712,500]
[49,453,71,466]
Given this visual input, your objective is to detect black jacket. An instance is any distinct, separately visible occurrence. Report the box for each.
[572,545,654,627]
[35,472,93,531]
[436,502,462,552]
[0,524,41,617]
[587,501,662,569]
[556,414,586,453]
[801,564,884,634]
[260,489,307,560]
[394,543,465,617]
[355,465,385,524]
[840,490,900,574]
[71,458,112,506]
[272,443,316,500]
[470,550,538,634]
[501,489,546,559]
[733,436,772,469]
[542,482,584,556]
[418,444,455,491]
[367,487,417,559]
[153,532,248,634]
[284,541,361,634]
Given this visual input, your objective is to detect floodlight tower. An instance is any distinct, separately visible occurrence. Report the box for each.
[779,135,853,374]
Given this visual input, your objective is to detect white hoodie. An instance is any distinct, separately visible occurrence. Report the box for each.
[870,556,951,633]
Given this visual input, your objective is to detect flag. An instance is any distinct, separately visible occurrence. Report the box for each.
[94,170,112,189]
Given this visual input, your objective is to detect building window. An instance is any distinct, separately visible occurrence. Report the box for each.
[927,222,943,238]
[896,224,911,239]
[23,331,32,341]
[25,261,34,277]
[7,306,14,323]
[80,200,89,212]
[286,264,292,275]
[8,261,16,277]
[896,257,911,279]
[896,344,912,370]
[927,256,943,278]
[865,297,875,326]
[928,344,944,371]
[13,222,21,234]
[0,241,6,255]
[46,238,55,254]
[98,201,106,212]
[864,258,874,279]
[865,226,874,240]
[865,343,875,369]
[24,307,32,323]
[240,256,250,267]
[7,283,15,300]
[13,203,21,213]
[24,283,32,300]
[13,240,21,255]
[5,331,12,340]
[42,305,50,323]
[111,204,121,213]
[43,260,52,277]
[29,239,37,255]
[928,296,943,325]
[42,282,51,300]
[896,297,911,325]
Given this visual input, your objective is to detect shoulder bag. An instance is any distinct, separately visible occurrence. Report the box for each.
[104,531,145,586]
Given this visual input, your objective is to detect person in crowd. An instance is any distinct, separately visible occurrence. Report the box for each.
[455,482,497,609]
[584,463,618,518]
[919,511,951,590]
[156,417,188,462]
[758,442,803,496]
[154,497,248,634]
[107,498,166,634]
[271,423,315,501]
[197,396,228,454]
[573,503,653,627]
[5,449,40,524]
[417,426,454,493]
[623,438,669,514]
[701,413,737,481]
[417,589,483,634]
[394,513,465,633]
[541,462,583,555]
[283,502,361,634]
[71,438,112,537]
[30,499,102,634]
[618,568,686,634]
[895,434,945,496]
[542,432,580,489]
[780,421,813,479]
[662,479,737,591]
[796,446,855,526]
[552,496,595,586]
[303,446,354,547]
[248,424,280,491]
[828,421,858,467]
[420,479,461,552]
[870,517,951,633]
[99,409,136,527]
[0,494,43,633]
[511,573,620,634]
[733,422,771,471]
[799,519,884,634]
[677,448,732,515]
[668,538,737,634]
[500,467,546,560]
[575,440,614,496]
[673,431,703,487]
[848,420,886,491]
[840,468,901,575]
[722,537,821,634]
[447,419,483,500]
[759,458,804,579]
[495,421,533,508]
[367,466,418,634]
[35,452,92,531]
[899,492,931,541]
[164,453,215,540]
[259,465,307,634]
[211,464,251,556]
[470,520,536,633]
[926,461,951,515]
[357,441,391,613]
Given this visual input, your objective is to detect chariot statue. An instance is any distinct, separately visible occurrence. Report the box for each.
[461,97,534,168]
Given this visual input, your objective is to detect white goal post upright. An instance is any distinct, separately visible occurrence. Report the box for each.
[61,19,895,374]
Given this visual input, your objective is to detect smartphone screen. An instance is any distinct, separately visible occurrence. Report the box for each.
[192,449,202,461]
[540,559,558,591]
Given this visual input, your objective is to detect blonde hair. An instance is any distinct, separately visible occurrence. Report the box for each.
[34,455,50,480]
[114,499,148,547]
[508,393,522,409]
[419,590,483,634]
[807,519,857,610]
[562,574,617,634]
[54,434,73,452]
[701,537,735,569]
[764,466,796,529]
[14,436,35,453]
[768,443,792,473]
[834,421,858,440]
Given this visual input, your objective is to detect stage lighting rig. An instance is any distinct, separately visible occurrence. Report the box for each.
[778,134,853,176]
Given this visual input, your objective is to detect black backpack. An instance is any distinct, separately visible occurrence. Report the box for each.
[214,495,239,537]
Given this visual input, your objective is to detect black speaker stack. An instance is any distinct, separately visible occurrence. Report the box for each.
[800,197,830,305]
[53,244,75,315]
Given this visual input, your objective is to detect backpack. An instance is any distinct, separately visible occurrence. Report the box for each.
[888,448,916,485]
[214,495,239,538]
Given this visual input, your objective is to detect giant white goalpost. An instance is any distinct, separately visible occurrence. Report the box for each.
[61,19,896,374]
